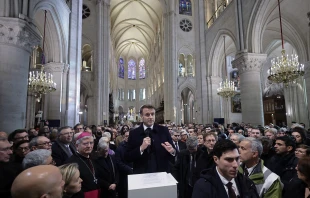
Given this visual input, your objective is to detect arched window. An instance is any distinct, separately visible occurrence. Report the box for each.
[128,59,136,80]
[139,58,146,79]
[118,58,124,78]
[179,0,192,16]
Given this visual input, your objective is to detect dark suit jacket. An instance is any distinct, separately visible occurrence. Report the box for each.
[125,123,175,174]
[52,139,77,166]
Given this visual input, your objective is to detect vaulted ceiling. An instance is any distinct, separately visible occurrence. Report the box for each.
[110,0,163,59]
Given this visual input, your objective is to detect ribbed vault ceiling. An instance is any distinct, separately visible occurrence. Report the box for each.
[110,0,162,59]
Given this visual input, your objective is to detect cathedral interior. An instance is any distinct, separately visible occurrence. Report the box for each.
[0,0,309,132]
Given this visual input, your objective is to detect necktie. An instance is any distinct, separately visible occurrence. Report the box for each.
[188,154,195,186]
[66,145,73,157]
[244,168,249,177]
[175,142,179,152]
[226,182,237,198]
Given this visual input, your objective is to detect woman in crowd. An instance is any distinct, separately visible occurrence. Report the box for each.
[292,127,309,146]
[295,144,310,159]
[13,140,30,164]
[284,156,310,198]
[59,163,83,198]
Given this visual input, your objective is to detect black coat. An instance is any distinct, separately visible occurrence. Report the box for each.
[171,149,203,198]
[94,155,119,198]
[65,153,100,198]
[268,152,298,187]
[192,167,259,198]
[52,140,76,166]
[193,146,215,183]
[283,178,307,198]
[125,123,175,174]
[0,162,22,198]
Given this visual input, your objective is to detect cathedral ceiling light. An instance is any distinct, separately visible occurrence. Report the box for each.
[110,0,162,58]
[28,10,56,102]
[267,0,304,86]
[217,36,237,99]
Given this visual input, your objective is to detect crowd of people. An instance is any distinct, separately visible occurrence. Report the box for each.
[1,104,310,198]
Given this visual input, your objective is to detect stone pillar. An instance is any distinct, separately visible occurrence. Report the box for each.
[284,77,310,128]
[0,18,40,132]
[25,93,36,129]
[95,0,110,125]
[66,0,82,127]
[194,0,208,124]
[44,62,67,123]
[163,0,177,123]
[232,53,267,126]
[304,62,310,127]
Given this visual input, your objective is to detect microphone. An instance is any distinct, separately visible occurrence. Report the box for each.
[145,128,152,153]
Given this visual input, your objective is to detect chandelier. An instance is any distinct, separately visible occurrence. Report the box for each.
[267,0,304,85]
[217,79,237,98]
[28,10,56,102]
[217,36,237,98]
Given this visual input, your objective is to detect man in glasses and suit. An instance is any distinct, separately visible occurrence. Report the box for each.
[126,104,176,174]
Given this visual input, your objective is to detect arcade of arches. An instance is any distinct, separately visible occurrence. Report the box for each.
[0,0,309,132]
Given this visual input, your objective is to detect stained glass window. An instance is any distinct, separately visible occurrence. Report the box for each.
[118,58,124,78]
[139,58,146,79]
[128,59,136,80]
[179,0,192,16]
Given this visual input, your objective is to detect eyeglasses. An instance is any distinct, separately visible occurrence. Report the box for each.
[17,146,30,151]
[0,147,12,152]
[174,135,180,137]
[60,132,74,136]
[14,135,29,140]
[37,141,52,146]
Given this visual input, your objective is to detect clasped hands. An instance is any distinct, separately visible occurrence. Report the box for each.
[140,137,175,154]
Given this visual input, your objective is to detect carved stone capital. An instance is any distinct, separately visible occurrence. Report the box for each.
[44,62,66,73]
[232,53,267,74]
[0,17,40,53]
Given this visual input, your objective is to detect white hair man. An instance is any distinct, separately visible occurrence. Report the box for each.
[239,137,283,197]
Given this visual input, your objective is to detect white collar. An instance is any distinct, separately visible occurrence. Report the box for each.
[143,124,153,131]
[216,166,234,184]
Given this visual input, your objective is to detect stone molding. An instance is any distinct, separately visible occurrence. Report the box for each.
[44,62,68,73]
[0,17,40,52]
[208,76,222,84]
[232,53,267,74]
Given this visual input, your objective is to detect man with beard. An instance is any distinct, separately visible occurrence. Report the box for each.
[192,139,259,198]
[52,126,76,166]
[126,104,175,174]
[268,136,298,188]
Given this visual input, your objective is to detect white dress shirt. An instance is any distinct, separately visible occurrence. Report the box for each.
[216,166,240,197]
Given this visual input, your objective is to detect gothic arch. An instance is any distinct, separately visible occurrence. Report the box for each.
[29,0,70,63]
[178,82,196,98]
[208,29,237,77]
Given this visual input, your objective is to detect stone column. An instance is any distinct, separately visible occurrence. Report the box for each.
[0,18,40,132]
[232,53,267,126]
[66,0,82,127]
[25,93,36,129]
[163,0,177,123]
[304,61,310,127]
[44,62,67,123]
[194,0,208,124]
[95,0,110,125]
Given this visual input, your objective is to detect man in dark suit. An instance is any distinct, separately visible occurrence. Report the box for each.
[171,130,187,152]
[192,139,259,198]
[126,104,176,174]
[52,126,76,166]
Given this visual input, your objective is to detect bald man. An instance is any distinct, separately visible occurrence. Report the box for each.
[11,165,64,198]
[0,131,8,140]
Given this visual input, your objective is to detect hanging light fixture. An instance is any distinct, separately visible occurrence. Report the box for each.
[28,10,56,102]
[267,0,304,85]
[217,36,237,98]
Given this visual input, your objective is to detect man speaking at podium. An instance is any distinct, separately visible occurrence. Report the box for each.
[126,104,176,174]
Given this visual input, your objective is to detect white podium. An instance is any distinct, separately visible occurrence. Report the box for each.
[128,172,178,198]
